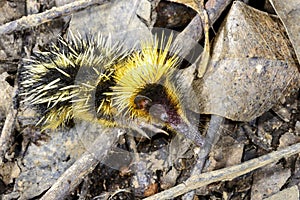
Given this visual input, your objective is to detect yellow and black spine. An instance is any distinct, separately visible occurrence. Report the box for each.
[20,33,130,130]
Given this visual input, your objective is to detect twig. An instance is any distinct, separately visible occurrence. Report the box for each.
[242,124,272,151]
[144,142,300,200]
[195,0,211,78]
[174,0,233,58]
[193,115,224,174]
[0,0,110,35]
[40,128,119,200]
[172,0,233,198]
[182,115,224,199]
[0,86,18,163]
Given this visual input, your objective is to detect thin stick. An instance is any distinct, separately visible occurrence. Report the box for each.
[0,0,110,35]
[194,0,211,78]
[174,0,232,58]
[144,142,300,200]
[0,86,18,163]
[193,115,224,174]
[40,128,119,200]
[182,115,224,199]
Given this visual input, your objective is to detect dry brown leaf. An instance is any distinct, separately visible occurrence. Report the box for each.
[269,0,300,63]
[167,0,199,12]
[192,1,300,121]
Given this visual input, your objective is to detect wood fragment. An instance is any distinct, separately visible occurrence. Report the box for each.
[195,0,211,78]
[182,115,224,199]
[242,124,272,151]
[40,128,119,200]
[0,86,18,163]
[0,0,110,35]
[144,142,300,200]
[174,0,233,58]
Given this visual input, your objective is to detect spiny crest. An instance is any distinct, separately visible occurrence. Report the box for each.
[72,69,118,126]
[110,34,182,119]
[20,32,130,129]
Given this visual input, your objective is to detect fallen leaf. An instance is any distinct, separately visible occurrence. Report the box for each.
[269,0,300,62]
[192,1,300,121]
